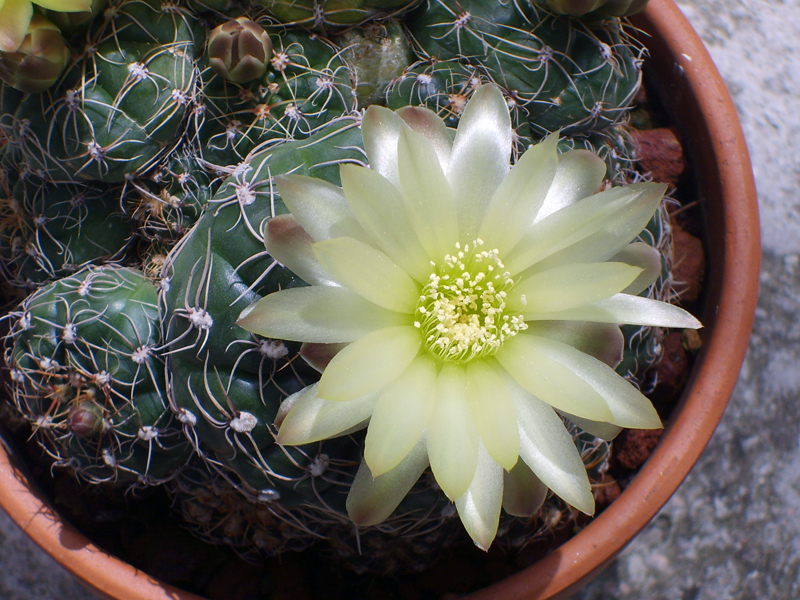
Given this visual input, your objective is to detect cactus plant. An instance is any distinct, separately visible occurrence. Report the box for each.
[4,265,191,484]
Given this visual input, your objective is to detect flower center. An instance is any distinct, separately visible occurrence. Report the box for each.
[414,239,527,363]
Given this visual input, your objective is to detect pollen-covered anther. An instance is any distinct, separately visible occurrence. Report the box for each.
[414,240,527,363]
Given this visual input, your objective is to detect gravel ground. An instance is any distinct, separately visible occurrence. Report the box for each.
[2,1,796,598]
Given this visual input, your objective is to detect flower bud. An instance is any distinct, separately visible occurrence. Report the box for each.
[67,400,105,437]
[208,18,273,84]
[0,15,70,94]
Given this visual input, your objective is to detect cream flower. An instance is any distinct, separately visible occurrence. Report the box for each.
[238,84,701,549]
[0,0,91,53]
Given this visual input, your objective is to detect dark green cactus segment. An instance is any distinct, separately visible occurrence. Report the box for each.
[3,0,201,183]
[5,265,191,484]
[192,28,356,168]
[128,148,214,245]
[167,461,324,558]
[162,119,365,503]
[404,0,642,135]
[337,20,413,107]
[532,0,649,19]
[254,0,423,30]
[0,171,132,289]
[385,59,488,128]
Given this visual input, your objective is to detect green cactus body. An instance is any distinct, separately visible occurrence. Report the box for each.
[128,147,213,245]
[337,20,413,107]
[163,119,365,507]
[0,170,132,290]
[255,0,422,30]
[5,266,191,484]
[3,0,201,183]
[192,28,356,168]
[403,0,642,135]
[533,0,649,18]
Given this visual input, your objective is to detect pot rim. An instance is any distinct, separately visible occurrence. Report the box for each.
[0,1,760,598]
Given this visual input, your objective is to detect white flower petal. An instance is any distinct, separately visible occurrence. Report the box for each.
[506,376,595,515]
[508,262,643,314]
[495,334,614,422]
[361,105,406,187]
[237,286,408,343]
[264,214,337,286]
[427,363,479,501]
[299,342,348,373]
[277,383,377,445]
[447,85,512,240]
[503,459,548,518]
[524,293,703,329]
[455,443,503,551]
[398,127,459,259]
[365,355,438,477]
[527,321,624,368]
[465,360,519,470]
[611,242,663,295]
[477,133,558,254]
[313,237,420,314]
[506,182,667,276]
[560,411,623,441]
[318,325,421,402]
[340,164,432,282]
[534,149,606,223]
[347,437,429,527]
[514,334,662,429]
[275,174,355,242]
[236,286,409,344]
[396,105,453,172]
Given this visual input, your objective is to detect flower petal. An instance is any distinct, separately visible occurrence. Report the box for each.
[347,437,429,526]
[506,182,667,276]
[455,443,503,551]
[513,334,662,429]
[447,85,512,240]
[264,215,338,286]
[313,237,420,314]
[396,105,453,172]
[560,412,622,441]
[506,376,595,515]
[524,293,703,329]
[340,164,432,282]
[527,321,624,368]
[508,262,643,314]
[299,342,347,372]
[361,105,406,187]
[427,363,479,501]
[397,127,459,259]
[495,334,614,422]
[275,174,368,243]
[318,325,421,402]
[0,0,32,52]
[534,149,606,224]
[477,133,558,254]
[277,383,377,445]
[465,360,519,470]
[611,242,663,295]
[365,355,438,477]
[237,286,408,343]
[34,0,91,10]
[503,460,548,518]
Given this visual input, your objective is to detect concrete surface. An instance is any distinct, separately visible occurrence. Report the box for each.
[1,0,797,598]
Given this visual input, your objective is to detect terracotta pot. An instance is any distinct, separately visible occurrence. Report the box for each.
[0,0,759,598]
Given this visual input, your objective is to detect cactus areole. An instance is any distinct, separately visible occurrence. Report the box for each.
[237,84,702,549]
